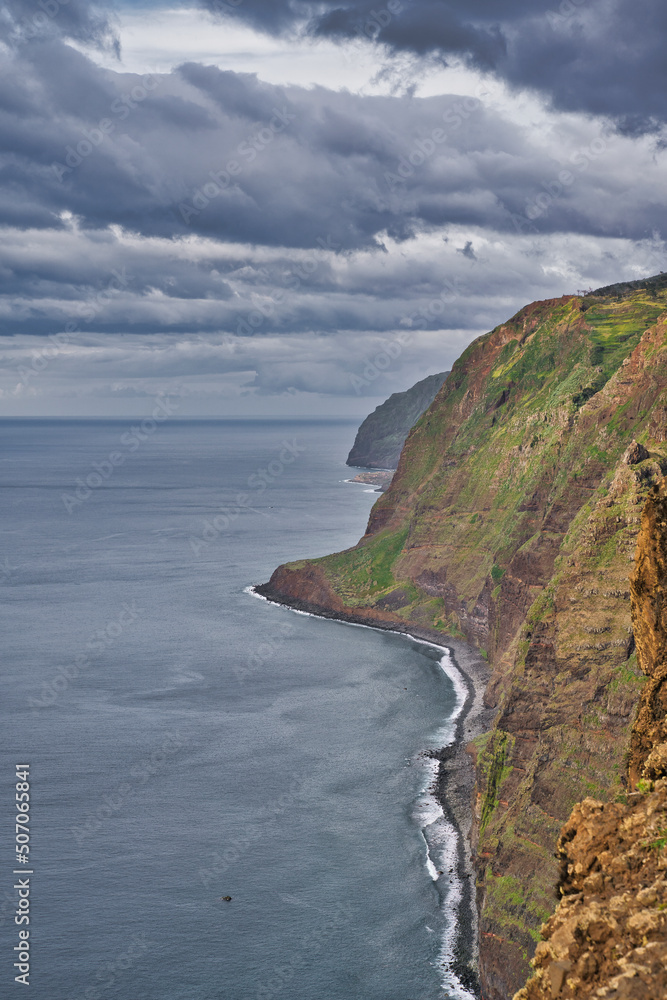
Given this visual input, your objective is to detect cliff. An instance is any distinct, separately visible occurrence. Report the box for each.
[259,275,667,998]
[515,479,667,1000]
[346,371,449,469]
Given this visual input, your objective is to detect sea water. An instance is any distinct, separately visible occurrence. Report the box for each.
[0,419,472,1000]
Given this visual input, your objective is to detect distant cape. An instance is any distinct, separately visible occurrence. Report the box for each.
[346,371,449,470]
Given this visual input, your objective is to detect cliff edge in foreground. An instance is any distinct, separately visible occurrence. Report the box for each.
[260,275,667,998]
[515,479,667,1000]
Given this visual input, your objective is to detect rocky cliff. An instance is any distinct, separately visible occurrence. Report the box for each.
[515,478,667,1000]
[346,371,449,469]
[259,275,667,998]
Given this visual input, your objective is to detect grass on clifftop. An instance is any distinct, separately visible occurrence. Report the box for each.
[304,289,667,632]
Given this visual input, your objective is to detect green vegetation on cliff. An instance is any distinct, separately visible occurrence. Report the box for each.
[266,274,667,999]
[516,477,667,1000]
[346,371,449,469]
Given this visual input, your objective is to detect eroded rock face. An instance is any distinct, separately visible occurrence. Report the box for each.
[515,480,667,1000]
[262,562,347,614]
[623,440,650,465]
[628,478,667,784]
[514,788,667,1000]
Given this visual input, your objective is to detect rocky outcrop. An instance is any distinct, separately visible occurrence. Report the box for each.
[346,371,449,469]
[261,276,667,998]
[623,440,650,466]
[628,478,667,785]
[515,790,667,1000]
[265,562,347,614]
[515,479,667,1000]
[347,470,394,490]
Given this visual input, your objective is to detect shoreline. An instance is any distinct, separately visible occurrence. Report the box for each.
[251,582,494,999]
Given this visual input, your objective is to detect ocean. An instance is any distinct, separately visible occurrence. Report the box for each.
[0,418,473,1000]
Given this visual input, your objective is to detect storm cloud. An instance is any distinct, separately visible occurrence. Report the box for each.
[202,0,667,129]
[0,0,665,413]
[2,36,666,253]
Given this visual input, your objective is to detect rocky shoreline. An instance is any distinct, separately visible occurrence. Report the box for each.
[253,581,493,997]
[345,470,394,491]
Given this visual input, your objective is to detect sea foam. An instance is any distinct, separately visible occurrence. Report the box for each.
[247,585,477,999]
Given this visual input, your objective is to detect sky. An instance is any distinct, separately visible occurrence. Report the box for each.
[0,0,666,417]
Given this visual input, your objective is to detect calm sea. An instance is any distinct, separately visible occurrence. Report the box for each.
[0,419,472,1000]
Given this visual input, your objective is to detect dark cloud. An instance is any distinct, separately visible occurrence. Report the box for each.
[0,220,662,340]
[201,0,300,35]
[201,0,667,129]
[1,0,119,54]
[1,0,666,414]
[1,222,664,411]
[2,37,666,255]
[457,240,476,259]
[177,63,293,122]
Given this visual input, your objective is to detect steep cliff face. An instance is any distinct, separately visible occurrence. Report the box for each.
[260,278,667,998]
[515,479,667,1000]
[628,478,667,785]
[346,371,449,469]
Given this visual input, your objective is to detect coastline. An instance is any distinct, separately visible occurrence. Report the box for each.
[251,581,494,998]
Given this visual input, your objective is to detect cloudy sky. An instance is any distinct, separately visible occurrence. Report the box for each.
[0,0,666,416]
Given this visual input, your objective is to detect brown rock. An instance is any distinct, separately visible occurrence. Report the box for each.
[547,961,571,996]
[514,470,667,1000]
[576,951,598,979]
[628,478,667,784]
[642,741,667,780]
[586,918,614,943]
[623,441,650,465]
